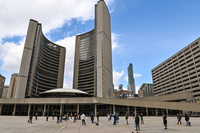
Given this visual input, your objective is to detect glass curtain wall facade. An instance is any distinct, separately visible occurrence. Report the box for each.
[127,63,136,94]
[15,19,66,98]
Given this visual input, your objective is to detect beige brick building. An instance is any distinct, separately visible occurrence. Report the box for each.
[152,37,200,99]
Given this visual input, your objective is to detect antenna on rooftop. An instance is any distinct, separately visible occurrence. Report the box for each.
[83,25,85,33]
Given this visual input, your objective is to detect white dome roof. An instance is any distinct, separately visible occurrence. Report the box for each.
[40,88,89,95]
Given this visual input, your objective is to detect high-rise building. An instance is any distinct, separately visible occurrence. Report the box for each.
[152,37,200,99]
[7,73,19,98]
[0,74,5,98]
[127,63,136,94]
[119,84,123,90]
[73,0,113,98]
[15,19,66,98]
[2,85,9,98]
[138,83,154,97]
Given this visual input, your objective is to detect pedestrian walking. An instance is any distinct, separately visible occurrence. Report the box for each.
[107,113,110,121]
[185,113,191,126]
[81,113,86,125]
[46,113,49,121]
[135,113,140,131]
[113,113,117,125]
[29,114,33,124]
[91,113,94,123]
[60,114,63,122]
[140,113,144,124]
[163,114,167,129]
[117,113,119,123]
[125,113,129,125]
[177,113,182,124]
[73,113,77,122]
[57,114,60,124]
[52,112,55,120]
[70,113,72,119]
[97,112,99,121]
[35,113,38,120]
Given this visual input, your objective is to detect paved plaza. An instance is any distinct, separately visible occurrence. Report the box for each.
[0,116,200,133]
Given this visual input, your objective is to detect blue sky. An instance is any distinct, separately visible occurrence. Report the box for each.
[0,0,200,93]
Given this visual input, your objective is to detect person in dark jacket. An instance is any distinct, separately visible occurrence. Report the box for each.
[57,114,60,124]
[135,113,140,131]
[185,113,190,126]
[46,113,49,121]
[52,112,55,120]
[140,113,144,124]
[60,114,63,122]
[29,114,33,123]
[97,112,100,121]
[163,114,167,129]
[35,113,38,120]
[113,113,117,125]
[125,113,129,125]
[91,113,94,123]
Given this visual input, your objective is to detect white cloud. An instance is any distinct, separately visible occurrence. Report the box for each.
[124,73,142,82]
[0,38,25,71]
[0,0,114,39]
[135,86,140,94]
[113,70,124,88]
[55,36,76,88]
[134,73,142,78]
[112,33,120,50]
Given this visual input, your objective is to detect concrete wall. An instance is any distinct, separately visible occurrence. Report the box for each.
[57,47,66,88]
[96,0,113,98]
[15,20,38,98]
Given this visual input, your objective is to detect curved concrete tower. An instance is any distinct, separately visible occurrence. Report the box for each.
[73,0,113,98]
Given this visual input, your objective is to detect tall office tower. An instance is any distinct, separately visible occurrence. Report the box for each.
[7,73,19,98]
[152,38,200,99]
[15,19,66,98]
[118,84,123,90]
[73,0,113,98]
[139,83,154,97]
[2,85,9,98]
[127,63,136,94]
[0,74,5,98]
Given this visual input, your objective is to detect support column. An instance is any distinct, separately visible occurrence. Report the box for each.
[110,105,112,113]
[127,106,129,114]
[0,104,2,115]
[156,108,158,116]
[13,104,16,116]
[134,106,137,115]
[95,103,97,116]
[113,105,115,114]
[166,109,168,116]
[33,105,36,115]
[62,105,64,114]
[179,110,181,114]
[43,104,46,116]
[60,104,63,115]
[146,107,148,116]
[28,104,31,116]
[47,105,50,114]
[77,104,79,114]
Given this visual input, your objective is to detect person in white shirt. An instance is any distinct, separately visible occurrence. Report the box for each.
[108,114,110,121]
[81,113,86,125]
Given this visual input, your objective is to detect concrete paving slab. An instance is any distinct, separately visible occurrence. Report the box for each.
[0,116,199,133]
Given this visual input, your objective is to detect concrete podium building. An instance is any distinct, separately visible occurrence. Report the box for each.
[73,0,113,98]
[15,19,66,98]
[152,37,200,99]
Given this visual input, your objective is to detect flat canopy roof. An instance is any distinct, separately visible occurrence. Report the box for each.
[40,88,89,95]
